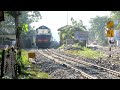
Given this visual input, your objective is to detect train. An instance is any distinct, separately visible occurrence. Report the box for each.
[35,25,52,49]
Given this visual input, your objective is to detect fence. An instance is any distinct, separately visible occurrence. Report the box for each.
[0,46,20,79]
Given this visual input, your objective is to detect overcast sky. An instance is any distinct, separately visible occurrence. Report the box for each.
[31,11,111,42]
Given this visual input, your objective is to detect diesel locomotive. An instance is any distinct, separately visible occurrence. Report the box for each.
[35,25,52,48]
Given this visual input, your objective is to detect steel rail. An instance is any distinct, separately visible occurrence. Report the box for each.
[38,50,97,79]
[47,49,120,77]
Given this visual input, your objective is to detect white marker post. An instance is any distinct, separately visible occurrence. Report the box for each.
[108,37,112,57]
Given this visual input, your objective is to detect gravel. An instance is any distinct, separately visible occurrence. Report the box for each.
[34,51,85,79]
[52,48,120,72]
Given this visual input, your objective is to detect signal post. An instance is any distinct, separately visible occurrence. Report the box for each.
[106,21,114,57]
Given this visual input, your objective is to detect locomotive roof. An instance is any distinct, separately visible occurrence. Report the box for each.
[37,25,50,30]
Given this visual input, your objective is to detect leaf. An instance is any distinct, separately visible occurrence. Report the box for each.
[22,24,28,32]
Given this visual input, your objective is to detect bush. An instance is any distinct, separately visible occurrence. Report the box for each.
[21,49,30,68]
[18,49,52,79]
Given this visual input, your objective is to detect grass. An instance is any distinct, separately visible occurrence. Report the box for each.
[21,49,30,68]
[59,43,105,59]
[18,49,52,79]
[66,47,105,59]
[19,64,52,79]
[58,44,65,49]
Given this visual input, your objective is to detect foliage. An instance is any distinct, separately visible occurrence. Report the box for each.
[19,65,52,79]
[20,49,30,68]
[22,24,29,32]
[0,11,42,49]
[71,17,87,31]
[18,49,52,79]
[0,12,15,34]
[18,11,41,48]
[0,11,41,35]
[58,17,87,45]
[5,11,21,17]
[19,71,51,79]
[111,11,120,29]
[111,11,120,20]
[89,16,112,45]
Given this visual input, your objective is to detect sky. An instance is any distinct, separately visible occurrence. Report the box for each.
[30,11,111,42]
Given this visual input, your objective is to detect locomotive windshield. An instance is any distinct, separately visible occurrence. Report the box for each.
[36,25,51,35]
[37,29,50,34]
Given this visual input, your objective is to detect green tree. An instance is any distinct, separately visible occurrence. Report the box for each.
[110,11,120,29]
[0,11,41,34]
[0,12,15,34]
[71,17,87,31]
[58,17,87,45]
[0,11,42,47]
[89,16,112,45]
[111,11,120,20]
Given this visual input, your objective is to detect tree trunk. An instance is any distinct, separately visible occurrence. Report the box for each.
[14,11,22,78]
[14,13,21,57]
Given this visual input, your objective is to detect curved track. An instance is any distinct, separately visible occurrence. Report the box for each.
[35,49,120,79]
[49,49,120,78]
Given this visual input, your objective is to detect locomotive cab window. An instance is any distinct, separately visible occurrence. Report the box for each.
[37,29,50,34]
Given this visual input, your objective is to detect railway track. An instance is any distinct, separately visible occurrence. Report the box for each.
[94,46,120,70]
[96,46,120,57]
[56,47,120,71]
[39,49,120,79]
[37,49,97,79]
